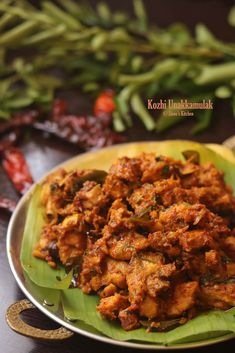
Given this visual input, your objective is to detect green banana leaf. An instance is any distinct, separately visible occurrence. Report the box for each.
[61,288,235,345]
[24,271,61,313]
[20,141,235,345]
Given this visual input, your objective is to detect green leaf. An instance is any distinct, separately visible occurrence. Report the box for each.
[133,0,148,32]
[228,6,235,27]
[114,95,132,127]
[0,109,10,120]
[119,59,179,85]
[191,108,213,135]
[196,23,235,57]
[112,110,126,132]
[91,32,108,50]
[0,20,38,47]
[42,1,81,30]
[131,93,155,130]
[195,62,235,86]
[215,86,232,99]
[156,111,186,132]
[24,272,61,313]
[4,95,33,109]
[97,2,112,26]
[23,24,66,45]
[56,0,81,17]
[0,77,17,97]
[62,288,235,344]
[0,13,16,31]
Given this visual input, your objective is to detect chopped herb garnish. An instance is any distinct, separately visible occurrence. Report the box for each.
[161,165,170,176]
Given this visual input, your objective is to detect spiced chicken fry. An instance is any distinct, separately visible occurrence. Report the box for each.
[33,153,235,330]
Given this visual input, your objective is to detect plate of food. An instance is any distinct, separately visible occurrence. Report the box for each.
[6,140,235,349]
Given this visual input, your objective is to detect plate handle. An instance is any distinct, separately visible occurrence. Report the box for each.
[6,299,74,340]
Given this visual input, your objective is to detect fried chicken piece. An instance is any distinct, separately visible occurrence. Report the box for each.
[58,213,83,231]
[118,306,140,331]
[146,275,170,297]
[126,256,146,305]
[74,181,106,210]
[167,281,199,317]
[103,156,141,200]
[193,186,235,216]
[158,203,229,236]
[40,168,66,207]
[205,250,220,268]
[97,293,129,320]
[99,283,117,298]
[140,153,177,183]
[101,258,128,289]
[153,179,199,208]
[159,203,208,230]
[128,183,156,215]
[127,252,165,306]
[148,230,182,257]
[57,230,86,265]
[103,175,130,199]
[109,156,141,182]
[83,256,128,292]
[32,224,57,263]
[200,283,235,309]
[108,231,149,260]
[221,236,235,260]
[226,263,235,277]
[47,213,87,266]
[79,238,108,293]
[139,295,160,319]
[179,230,215,252]
[181,162,225,189]
[107,199,134,231]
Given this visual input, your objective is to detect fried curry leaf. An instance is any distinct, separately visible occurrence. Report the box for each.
[77,170,108,185]
[182,150,200,164]
[70,170,108,194]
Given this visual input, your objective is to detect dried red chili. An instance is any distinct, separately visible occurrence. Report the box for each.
[2,147,33,194]
[34,114,125,150]
[94,90,116,117]
[0,130,20,156]
[0,98,124,197]
[0,110,39,135]
[0,198,16,213]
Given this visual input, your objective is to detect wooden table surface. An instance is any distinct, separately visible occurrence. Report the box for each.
[1,1,235,352]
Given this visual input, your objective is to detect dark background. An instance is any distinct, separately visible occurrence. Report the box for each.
[1,1,235,352]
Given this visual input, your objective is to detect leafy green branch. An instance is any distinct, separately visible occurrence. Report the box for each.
[0,0,235,133]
